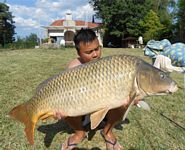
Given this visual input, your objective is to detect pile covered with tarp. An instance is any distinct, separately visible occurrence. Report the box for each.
[144,39,185,67]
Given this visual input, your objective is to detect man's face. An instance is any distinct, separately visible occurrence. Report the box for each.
[78,38,101,63]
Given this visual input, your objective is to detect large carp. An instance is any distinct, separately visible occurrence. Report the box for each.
[9,54,178,145]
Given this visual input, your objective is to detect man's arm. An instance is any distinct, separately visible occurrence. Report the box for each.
[67,58,82,69]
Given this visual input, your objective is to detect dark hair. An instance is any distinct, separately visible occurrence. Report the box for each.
[73,28,97,52]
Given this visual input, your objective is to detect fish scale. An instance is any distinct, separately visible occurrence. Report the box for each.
[9,54,178,145]
[26,55,136,118]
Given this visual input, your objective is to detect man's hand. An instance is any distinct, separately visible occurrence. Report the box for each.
[53,111,67,120]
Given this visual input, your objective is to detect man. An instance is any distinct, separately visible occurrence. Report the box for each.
[153,54,185,73]
[56,28,103,149]
[67,28,101,69]
[55,28,128,150]
[138,36,143,48]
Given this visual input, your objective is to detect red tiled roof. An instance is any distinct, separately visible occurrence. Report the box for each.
[87,22,101,28]
[75,20,85,26]
[50,19,101,28]
[50,19,65,26]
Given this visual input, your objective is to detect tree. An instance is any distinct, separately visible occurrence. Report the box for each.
[0,2,15,47]
[8,33,39,49]
[150,0,176,40]
[90,0,177,45]
[139,10,164,42]
[176,0,185,42]
[25,33,39,48]
[90,0,153,46]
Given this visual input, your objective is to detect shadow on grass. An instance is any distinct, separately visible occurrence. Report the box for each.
[37,118,130,148]
[65,147,102,150]
[37,120,72,147]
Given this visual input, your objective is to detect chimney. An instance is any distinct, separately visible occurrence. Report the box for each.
[66,13,72,20]
[92,14,95,23]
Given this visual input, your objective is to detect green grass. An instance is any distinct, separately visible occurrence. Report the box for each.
[0,48,184,150]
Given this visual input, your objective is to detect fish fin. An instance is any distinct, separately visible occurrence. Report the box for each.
[122,100,134,121]
[39,112,53,122]
[90,108,109,130]
[9,104,37,145]
[137,101,150,111]
[122,91,137,121]
[24,120,36,145]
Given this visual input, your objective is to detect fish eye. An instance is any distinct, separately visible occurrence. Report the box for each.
[160,73,165,79]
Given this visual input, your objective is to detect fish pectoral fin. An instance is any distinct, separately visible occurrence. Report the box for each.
[39,112,53,122]
[90,108,109,130]
[122,100,135,121]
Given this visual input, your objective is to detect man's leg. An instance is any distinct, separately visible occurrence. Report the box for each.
[60,116,86,150]
[101,106,126,150]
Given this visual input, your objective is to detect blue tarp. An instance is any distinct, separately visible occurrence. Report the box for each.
[144,39,185,67]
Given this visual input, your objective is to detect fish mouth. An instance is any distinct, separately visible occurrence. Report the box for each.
[167,83,178,94]
[166,90,172,94]
[151,82,178,95]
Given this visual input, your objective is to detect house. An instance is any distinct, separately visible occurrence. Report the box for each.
[43,13,103,46]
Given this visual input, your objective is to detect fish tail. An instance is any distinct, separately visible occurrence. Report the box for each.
[9,104,37,145]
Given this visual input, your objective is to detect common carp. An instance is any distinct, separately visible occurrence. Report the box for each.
[9,54,178,145]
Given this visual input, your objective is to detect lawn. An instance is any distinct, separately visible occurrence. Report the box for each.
[0,48,184,150]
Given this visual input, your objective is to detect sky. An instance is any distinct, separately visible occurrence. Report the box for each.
[1,0,96,39]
